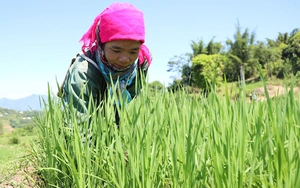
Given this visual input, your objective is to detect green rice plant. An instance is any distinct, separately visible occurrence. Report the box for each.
[30,77,300,187]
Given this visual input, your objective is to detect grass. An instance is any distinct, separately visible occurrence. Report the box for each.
[0,134,32,163]
[217,80,263,97]
[0,131,37,186]
[1,75,300,187]
[29,77,300,187]
[217,76,299,100]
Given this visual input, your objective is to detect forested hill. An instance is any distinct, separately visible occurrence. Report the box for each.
[0,94,47,111]
[167,27,300,91]
[0,107,39,130]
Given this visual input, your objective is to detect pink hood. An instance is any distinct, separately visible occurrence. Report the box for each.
[80,2,151,65]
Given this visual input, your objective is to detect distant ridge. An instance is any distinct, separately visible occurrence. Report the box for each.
[0,94,47,111]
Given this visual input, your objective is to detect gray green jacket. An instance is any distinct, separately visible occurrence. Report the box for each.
[60,52,148,116]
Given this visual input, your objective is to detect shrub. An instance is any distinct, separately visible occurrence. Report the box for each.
[9,137,20,145]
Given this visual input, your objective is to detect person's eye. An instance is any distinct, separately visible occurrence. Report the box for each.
[110,48,120,53]
[130,51,138,55]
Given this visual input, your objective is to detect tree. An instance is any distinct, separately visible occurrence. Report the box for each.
[23,124,35,133]
[277,32,290,45]
[192,54,226,90]
[223,54,243,82]
[181,64,193,86]
[266,32,290,48]
[187,38,224,86]
[206,38,223,55]
[226,27,253,63]
[190,40,206,56]
[191,38,223,56]
[225,24,257,80]
[253,41,283,77]
[149,81,164,91]
[9,119,18,128]
[167,53,191,80]
[167,79,183,92]
[282,29,300,74]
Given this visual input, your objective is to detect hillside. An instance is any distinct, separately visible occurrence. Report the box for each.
[0,107,39,133]
[0,94,47,111]
[0,106,39,187]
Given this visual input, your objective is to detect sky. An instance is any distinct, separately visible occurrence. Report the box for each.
[0,0,299,99]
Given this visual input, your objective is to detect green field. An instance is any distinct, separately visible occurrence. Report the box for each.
[0,109,38,187]
[0,134,36,186]
[31,81,300,187]
[1,79,300,187]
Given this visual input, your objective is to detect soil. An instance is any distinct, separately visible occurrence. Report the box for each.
[0,125,39,187]
[3,122,14,134]
[251,85,300,101]
[0,166,37,188]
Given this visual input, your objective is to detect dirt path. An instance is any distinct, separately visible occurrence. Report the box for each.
[0,166,37,188]
[2,121,14,134]
[252,85,300,101]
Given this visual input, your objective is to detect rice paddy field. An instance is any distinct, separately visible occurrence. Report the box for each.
[30,79,300,188]
[0,133,36,187]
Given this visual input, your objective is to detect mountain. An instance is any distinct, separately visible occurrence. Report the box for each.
[0,94,47,111]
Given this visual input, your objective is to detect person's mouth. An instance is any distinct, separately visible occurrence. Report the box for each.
[115,62,132,69]
[115,64,127,68]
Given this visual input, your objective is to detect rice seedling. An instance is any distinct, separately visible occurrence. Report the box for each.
[30,78,300,187]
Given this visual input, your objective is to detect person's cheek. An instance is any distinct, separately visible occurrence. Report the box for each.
[131,53,139,61]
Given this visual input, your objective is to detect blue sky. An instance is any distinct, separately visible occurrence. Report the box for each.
[0,0,299,99]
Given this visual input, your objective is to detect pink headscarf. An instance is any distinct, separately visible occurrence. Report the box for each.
[80,2,151,66]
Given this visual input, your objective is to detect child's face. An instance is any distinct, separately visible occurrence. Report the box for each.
[104,40,141,68]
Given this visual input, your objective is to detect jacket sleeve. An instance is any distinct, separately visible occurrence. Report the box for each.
[62,57,105,121]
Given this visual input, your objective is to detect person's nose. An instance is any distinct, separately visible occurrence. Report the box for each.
[119,53,130,64]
